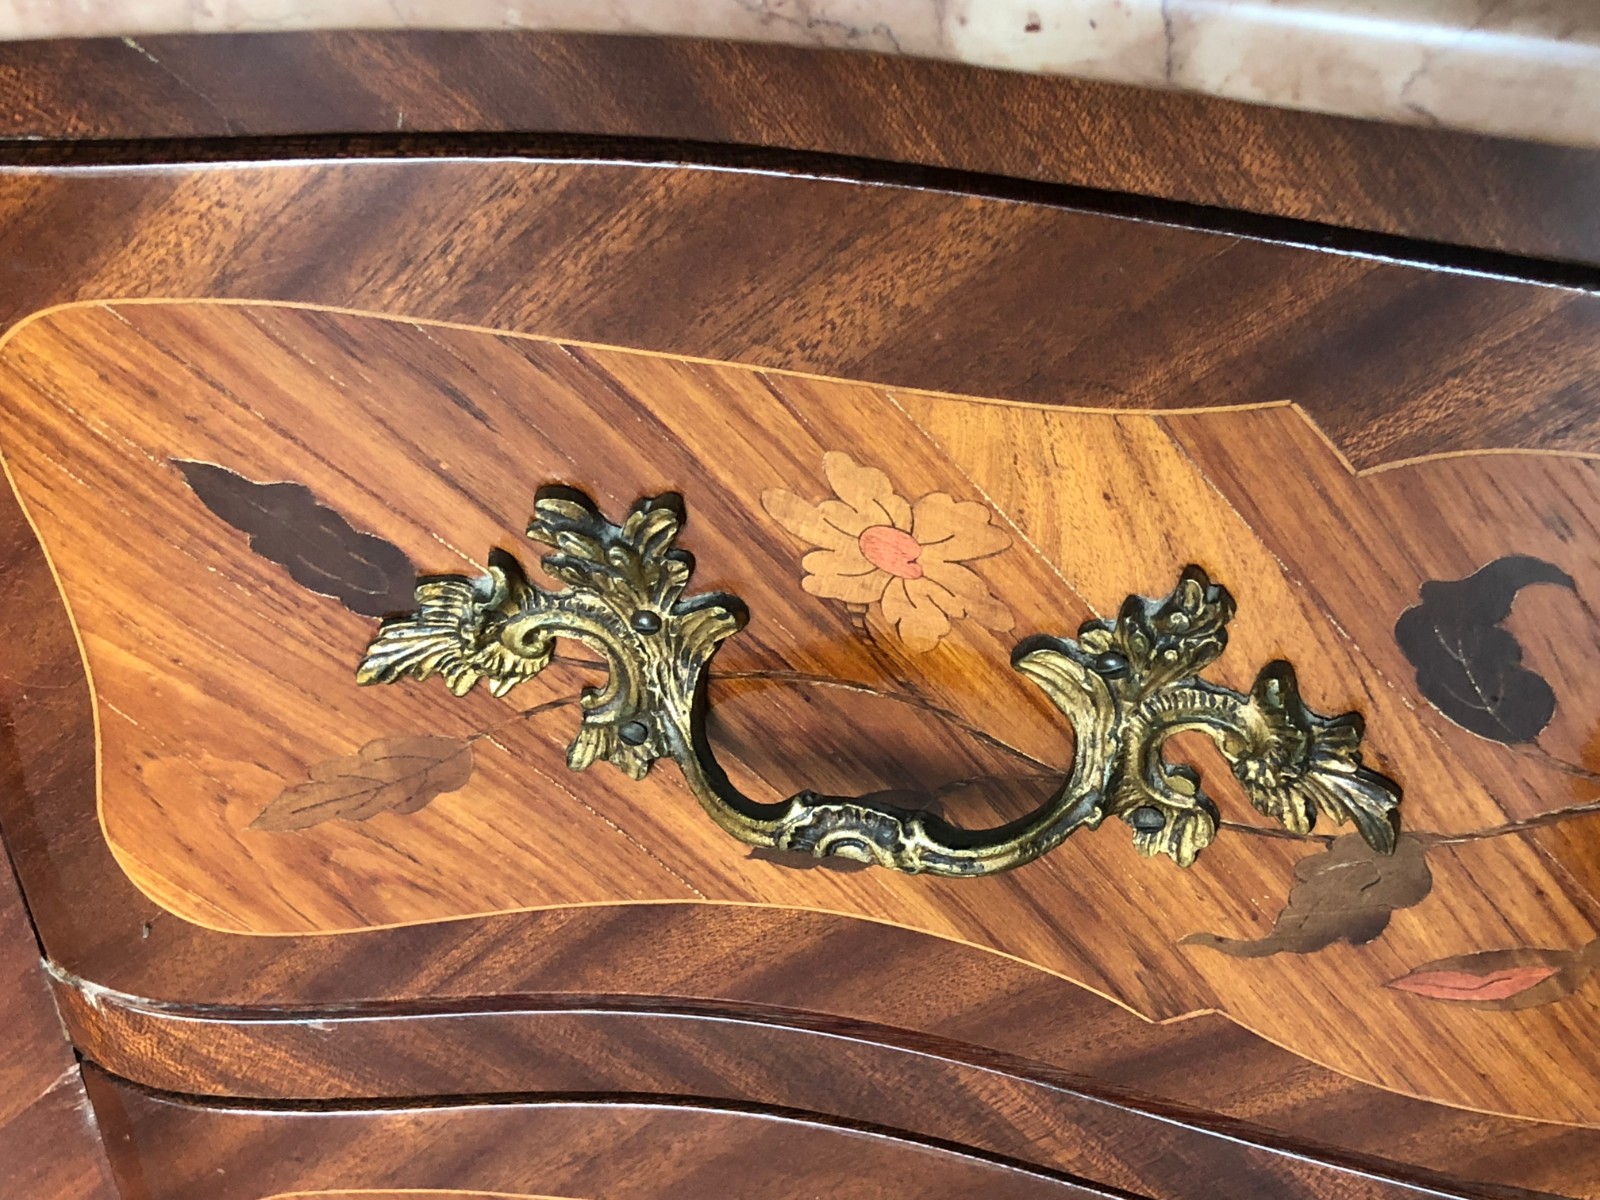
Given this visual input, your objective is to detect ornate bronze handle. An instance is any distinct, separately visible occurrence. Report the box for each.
[356,487,1402,873]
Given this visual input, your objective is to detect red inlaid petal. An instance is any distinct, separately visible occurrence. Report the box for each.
[1389,965,1560,1002]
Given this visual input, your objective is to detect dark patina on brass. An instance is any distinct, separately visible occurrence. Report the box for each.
[356,487,1402,874]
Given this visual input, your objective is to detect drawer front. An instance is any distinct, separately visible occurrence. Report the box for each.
[83,1068,1120,1200]
[0,157,1596,1198]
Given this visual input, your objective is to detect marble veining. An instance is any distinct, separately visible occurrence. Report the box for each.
[5,1,1599,150]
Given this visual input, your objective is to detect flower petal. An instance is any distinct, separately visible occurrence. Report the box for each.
[910,492,1010,562]
[761,487,856,550]
[922,560,1015,632]
[879,576,914,628]
[816,499,876,538]
[801,549,888,604]
[824,451,911,530]
[879,576,952,653]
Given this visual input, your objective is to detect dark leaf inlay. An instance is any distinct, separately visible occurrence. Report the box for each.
[1179,833,1432,957]
[175,458,418,618]
[1395,555,1576,744]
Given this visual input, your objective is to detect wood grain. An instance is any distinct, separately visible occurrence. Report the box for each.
[0,154,1595,1198]
[2,301,1598,1133]
[266,1195,585,1200]
[84,1064,1516,1200]
[60,997,1595,1200]
[0,161,1594,470]
[0,31,1598,269]
[0,827,117,1199]
[85,1067,1128,1200]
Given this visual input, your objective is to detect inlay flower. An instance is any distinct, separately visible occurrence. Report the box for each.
[762,452,1013,652]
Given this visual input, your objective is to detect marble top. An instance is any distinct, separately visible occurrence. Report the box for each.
[5,1,1598,150]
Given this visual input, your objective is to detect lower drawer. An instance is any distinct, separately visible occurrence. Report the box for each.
[87,1067,1120,1200]
[68,1001,1547,1200]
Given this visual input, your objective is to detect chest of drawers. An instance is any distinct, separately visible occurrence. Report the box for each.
[0,28,1598,1200]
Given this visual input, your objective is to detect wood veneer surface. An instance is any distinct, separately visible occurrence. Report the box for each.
[0,294,1593,1145]
[0,828,117,1199]
[3,300,1597,1131]
[62,998,1592,1199]
[85,1065,1492,1200]
[0,161,1596,470]
[0,31,1598,269]
[0,158,1596,1197]
[268,1194,586,1200]
[86,1069,1126,1200]
[266,1194,587,1200]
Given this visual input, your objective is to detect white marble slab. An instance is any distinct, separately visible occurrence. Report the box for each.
[5,1,1598,150]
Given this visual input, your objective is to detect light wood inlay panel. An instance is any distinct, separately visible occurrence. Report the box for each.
[2,301,1598,1126]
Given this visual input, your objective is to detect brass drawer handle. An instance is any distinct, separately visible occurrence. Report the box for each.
[357,488,1402,873]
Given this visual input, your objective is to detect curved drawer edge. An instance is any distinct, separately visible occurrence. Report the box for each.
[81,1063,1498,1200]
[56,981,1586,1200]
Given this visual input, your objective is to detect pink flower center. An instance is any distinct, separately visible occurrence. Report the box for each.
[858,525,924,579]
